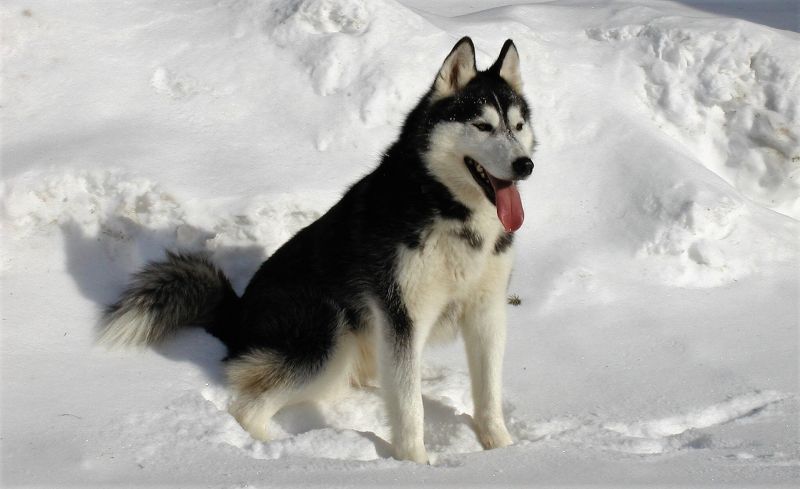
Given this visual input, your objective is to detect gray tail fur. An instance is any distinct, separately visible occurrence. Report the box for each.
[98,251,238,348]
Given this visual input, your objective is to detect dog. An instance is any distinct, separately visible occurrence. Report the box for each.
[100,37,535,463]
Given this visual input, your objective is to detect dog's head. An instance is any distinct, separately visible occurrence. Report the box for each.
[423,37,535,232]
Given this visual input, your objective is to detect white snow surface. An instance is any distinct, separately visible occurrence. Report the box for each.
[2,0,799,487]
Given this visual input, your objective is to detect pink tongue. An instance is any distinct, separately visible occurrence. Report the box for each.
[490,177,524,232]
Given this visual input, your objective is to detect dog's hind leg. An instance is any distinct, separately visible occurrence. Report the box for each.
[226,350,295,441]
[350,330,377,388]
[226,332,359,441]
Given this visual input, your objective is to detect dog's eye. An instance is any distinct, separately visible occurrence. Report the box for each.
[515,122,524,131]
[473,122,493,132]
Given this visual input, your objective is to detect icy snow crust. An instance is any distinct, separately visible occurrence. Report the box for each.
[2,0,799,486]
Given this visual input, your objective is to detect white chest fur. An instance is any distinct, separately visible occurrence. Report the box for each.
[394,204,513,335]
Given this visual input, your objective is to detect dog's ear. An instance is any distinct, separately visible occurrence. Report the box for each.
[490,39,523,92]
[433,37,477,99]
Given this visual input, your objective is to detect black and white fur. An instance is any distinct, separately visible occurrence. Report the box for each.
[100,37,535,463]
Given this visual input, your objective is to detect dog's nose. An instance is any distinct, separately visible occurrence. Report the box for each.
[512,157,534,179]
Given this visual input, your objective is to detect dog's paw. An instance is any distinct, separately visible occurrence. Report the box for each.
[392,442,429,464]
[476,419,513,450]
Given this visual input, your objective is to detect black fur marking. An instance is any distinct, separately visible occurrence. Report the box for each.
[454,226,484,250]
[494,232,515,254]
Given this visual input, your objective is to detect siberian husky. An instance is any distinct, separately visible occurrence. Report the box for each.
[101,37,535,463]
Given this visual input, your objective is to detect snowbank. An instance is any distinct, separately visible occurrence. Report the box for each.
[2,0,798,486]
[588,16,800,218]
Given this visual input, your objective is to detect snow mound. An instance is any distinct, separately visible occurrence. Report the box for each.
[276,0,372,34]
[89,364,486,465]
[2,170,185,239]
[88,392,252,467]
[637,183,750,287]
[603,390,788,439]
[514,390,793,456]
[1,169,325,290]
[625,168,798,287]
[258,364,484,463]
[588,19,800,218]
[150,67,201,100]
[259,0,444,127]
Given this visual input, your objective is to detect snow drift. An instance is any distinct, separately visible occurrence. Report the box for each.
[2,0,798,486]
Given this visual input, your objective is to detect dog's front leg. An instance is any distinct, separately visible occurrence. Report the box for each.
[378,309,429,464]
[462,291,513,450]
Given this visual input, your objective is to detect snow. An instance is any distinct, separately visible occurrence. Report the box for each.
[1,0,798,487]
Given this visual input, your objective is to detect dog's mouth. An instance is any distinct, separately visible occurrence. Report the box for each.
[464,156,497,203]
[464,156,524,232]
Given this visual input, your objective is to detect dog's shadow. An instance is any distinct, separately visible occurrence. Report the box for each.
[271,401,396,458]
[270,390,481,460]
[61,217,266,384]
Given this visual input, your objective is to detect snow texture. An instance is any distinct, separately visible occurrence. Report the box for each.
[2,0,799,487]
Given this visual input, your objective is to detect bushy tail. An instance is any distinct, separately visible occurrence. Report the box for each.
[99,251,238,348]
